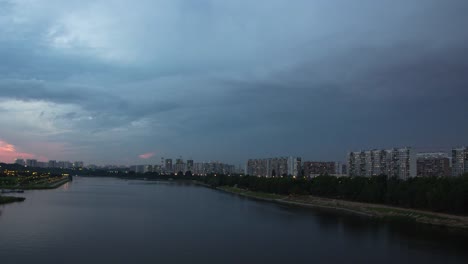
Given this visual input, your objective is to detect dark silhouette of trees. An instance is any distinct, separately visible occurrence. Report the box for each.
[199,173,468,215]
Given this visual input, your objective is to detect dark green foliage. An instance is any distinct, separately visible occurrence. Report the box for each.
[0,196,26,205]
[198,174,468,215]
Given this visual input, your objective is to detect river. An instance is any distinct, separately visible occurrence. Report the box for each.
[0,177,467,263]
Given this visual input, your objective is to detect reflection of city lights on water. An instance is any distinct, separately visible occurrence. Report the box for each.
[62,182,70,191]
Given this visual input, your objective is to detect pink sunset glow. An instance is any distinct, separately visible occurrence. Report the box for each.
[139,152,155,159]
[0,139,36,163]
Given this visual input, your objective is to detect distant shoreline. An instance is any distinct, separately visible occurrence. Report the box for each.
[0,177,71,205]
[0,176,70,190]
[215,185,468,230]
[0,196,26,205]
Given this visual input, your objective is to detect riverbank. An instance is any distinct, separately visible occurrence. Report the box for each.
[0,195,26,205]
[0,176,70,190]
[217,186,468,229]
[0,177,70,205]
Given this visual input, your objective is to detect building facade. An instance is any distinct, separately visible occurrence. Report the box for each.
[186,160,194,172]
[288,157,302,177]
[174,161,186,174]
[73,161,84,168]
[341,164,348,175]
[246,157,302,177]
[348,147,416,179]
[165,159,173,172]
[192,162,235,175]
[48,160,57,168]
[302,161,339,178]
[26,159,38,168]
[416,153,451,177]
[452,147,468,176]
[14,158,26,166]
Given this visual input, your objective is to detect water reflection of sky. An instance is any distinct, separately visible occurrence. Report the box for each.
[0,177,467,264]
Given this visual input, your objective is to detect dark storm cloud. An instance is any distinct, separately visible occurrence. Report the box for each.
[0,0,467,164]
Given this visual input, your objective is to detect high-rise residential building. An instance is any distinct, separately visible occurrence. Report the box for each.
[341,164,348,175]
[334,162,344,175]
[175,158,185,172]
[186,160,194,172]
[14,158,26,166]
[348,147,416,179]
[192,162,234,175]
[246,159,269,177]
[193,163,204,175]
[26,159,38,168]
[165,159,173,172]
[452,147,468,176]
[269,157,289,177]
[58,161,73,169]
[144,165,153,173]
[152,165,161,173]
[135,165,145,174]
[73,161,84,168]
[302,161,339,178]
[417,153,451,177]
[48,160,57,168]
[174,162,186,174]
[288,157,302,177]
[246,157,302,177]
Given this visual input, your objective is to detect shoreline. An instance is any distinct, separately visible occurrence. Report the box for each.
[0,177,70,190]
[215,186,468,230]
[0,196,26,205]
[0,177,70,205]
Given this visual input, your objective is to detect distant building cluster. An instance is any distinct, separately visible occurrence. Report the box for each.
[452,147,468,177]
[130,158,239,175]
[245,157,345,178]
[9,146,468,180]
[416,153,451,177]
[14,159,84,169]
[244,147,468,180]
[302,161,345,178]
[348,147,416,180]
[346,147,468,179]
[245,157,301,177]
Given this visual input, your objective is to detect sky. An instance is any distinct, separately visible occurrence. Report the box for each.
[0,0,467,166]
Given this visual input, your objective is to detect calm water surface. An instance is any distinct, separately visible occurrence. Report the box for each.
[1,177,467,264]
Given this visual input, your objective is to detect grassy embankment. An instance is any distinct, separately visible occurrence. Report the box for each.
[217,186,468,229]
[0,176,70,205]
[0,196,26,205]
[0,176,70,190]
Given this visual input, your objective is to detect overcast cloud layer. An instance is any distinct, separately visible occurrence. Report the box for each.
[1,0,467,165]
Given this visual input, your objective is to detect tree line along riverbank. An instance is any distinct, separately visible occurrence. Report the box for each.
[198,174,468,216]
[215,186,468,229]
[94,171,468,219]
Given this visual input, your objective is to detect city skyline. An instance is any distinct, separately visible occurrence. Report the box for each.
[1,0,468,165]
[2,144,466,168]
[5,146,468,178]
